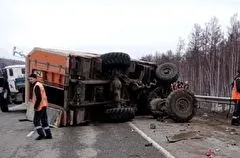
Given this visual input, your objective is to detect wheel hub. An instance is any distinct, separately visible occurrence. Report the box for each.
[176,98,189,113]
[163,68,170,74]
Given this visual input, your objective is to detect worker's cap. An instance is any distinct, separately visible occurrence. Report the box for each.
[28,73,37,78]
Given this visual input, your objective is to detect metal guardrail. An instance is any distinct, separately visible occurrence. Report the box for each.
[195,95,234,105]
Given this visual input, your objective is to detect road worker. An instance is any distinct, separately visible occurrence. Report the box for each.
[28,73,52,140]
[231,70,240,126]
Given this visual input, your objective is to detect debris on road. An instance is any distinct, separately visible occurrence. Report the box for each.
[150,123,156,129]
[225,127,230,132]
[129,154,141,158]
[133,115,240,157]
[230,142,237,146]
[156,116,175,123]
[202,113,208,118]
[18,118,31,122]
[206,149,214,158]
[230,128,237,132]
[225,127,238,135]
[230,132,237,135]
[145,143,153,147]
[166,131,202,143]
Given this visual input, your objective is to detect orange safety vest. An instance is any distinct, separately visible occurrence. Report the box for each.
[231,78,240,100]
[32,82,48,111]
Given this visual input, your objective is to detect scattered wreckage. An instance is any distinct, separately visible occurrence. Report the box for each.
[22,47,197,126]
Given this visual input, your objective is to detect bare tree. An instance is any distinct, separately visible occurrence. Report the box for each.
[140,14,240,100]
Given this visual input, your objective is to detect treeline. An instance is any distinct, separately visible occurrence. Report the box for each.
[141,14,240,97]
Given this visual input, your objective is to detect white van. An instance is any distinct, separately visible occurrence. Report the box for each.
[3,65,25,93]
[0,64,25,112]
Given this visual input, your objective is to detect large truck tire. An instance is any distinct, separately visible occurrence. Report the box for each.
[166,89,197,123]
[0,98,9,112]
[105,107,135,122]
[155,62,179,83]
[101,52,131,69]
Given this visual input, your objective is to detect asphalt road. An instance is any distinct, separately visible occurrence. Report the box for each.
[0,109,165,158]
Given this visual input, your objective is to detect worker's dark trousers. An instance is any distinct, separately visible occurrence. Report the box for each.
[232,100,240,121]
[33,107,52,137]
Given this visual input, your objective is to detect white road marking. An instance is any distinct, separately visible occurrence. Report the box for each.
[128,122,175,158]
[26,130,35,137]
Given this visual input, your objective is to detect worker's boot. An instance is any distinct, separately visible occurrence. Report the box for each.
[35,135,45,140]
[45,135,52,139]
[35,127,45,140]
[44,127,52,139]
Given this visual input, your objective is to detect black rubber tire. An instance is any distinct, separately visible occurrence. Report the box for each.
[101,52,131,69]
[155,63,179,83]
[105,107,135,122]
[166,89,197,123]
[0,98,9,112]
[186,90,198,107]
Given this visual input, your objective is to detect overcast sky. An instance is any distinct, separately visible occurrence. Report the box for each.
[0,0,239,60]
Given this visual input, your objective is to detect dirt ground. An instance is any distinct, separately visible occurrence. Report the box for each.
[132,111,240,158]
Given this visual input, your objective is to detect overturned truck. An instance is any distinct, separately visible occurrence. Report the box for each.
[25,48,197,126]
